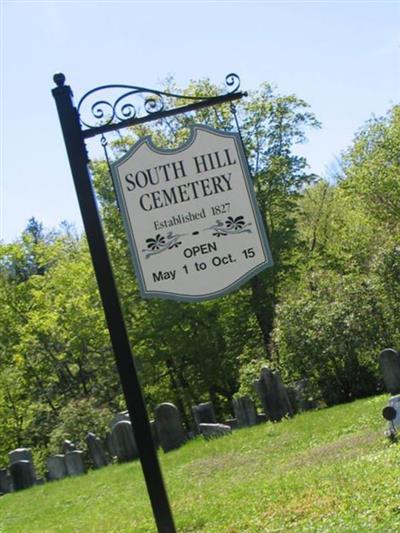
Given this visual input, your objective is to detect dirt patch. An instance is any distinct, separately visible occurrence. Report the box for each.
[183,430,381,482]
[285,430,381,470]
[183,452,249,479]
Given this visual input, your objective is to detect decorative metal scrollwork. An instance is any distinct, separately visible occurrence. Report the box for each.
[225,73,240,94]
[77,74,241,130]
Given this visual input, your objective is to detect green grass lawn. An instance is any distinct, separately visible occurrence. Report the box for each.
[1,394,399,532]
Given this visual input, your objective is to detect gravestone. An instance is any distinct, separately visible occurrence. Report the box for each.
[105,432,117,458]
[150,420,160,450]
[109,410,130,429]
[255,367,294,422]
[232,396,258,428]
[0,469,11,494]
[8,448,36,481]
[62,440,76,454]
[65,450,86,476]
[86,432,108,468]
[154,403,186,453]
[111,420,138,462]
[379,348,400,394]
[109,413,159,453]
[47,455,68,481]
[9,460,35,491]
[192,402,216,431]
[199,423,232,440]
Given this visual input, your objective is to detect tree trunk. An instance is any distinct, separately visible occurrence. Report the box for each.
[250,275,275,357]
[165,358,192,431]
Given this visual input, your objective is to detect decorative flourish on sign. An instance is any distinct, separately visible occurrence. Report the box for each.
[77,74,241,129]
[142,232,184,259]
[205,216,252,237]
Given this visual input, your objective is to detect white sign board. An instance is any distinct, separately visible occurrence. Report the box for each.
[111,125,273,301]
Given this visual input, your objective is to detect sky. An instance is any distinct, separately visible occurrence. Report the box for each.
[1,0,399,243]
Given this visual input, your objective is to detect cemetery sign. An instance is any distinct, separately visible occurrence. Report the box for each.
[53,73,262,533]
[112,125,272,301]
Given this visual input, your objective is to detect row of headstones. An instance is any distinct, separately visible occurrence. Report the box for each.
[0,418,158,495]
[0,435,109,495]
[0,366,315,494]
[154,368,315,446]
[0,407,183,495]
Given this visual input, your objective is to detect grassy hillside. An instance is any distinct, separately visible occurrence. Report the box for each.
[1,394,399,532]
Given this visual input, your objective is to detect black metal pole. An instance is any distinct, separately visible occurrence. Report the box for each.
[52,73,176,533]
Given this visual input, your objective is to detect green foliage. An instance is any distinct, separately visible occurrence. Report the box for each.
[272,104,400,405]
[0,225,119,467]
[341,105,400,227]
[48,398,112,454]
[274,271,385,405]
[235,347,270,404]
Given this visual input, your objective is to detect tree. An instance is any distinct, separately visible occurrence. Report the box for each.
[272,105,400,404]
[0,225,119,466]
[240,84,320,352]
[341,105,400,228]
[273,271,385,405]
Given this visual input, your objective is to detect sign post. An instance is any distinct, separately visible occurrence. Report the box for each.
[52,72,268,533]
[52,74,176,533]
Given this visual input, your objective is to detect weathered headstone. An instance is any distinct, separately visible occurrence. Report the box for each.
[0,469,11,494]
[192,402,216,431]
[8,448,36,481]
[109,413,160,453]
[109,410,130,429]
[154,403,186,453]
[62,440,76,454]
[255,367,294,422]
[111,420,138,462]
[232,396,258,428]
[9,460,35,491]
[105,432,117,459]
[86,432,108,468]
[46,455,68,481]
[199,423,232,440]
[379,348,400,394]
[65,450,86,476]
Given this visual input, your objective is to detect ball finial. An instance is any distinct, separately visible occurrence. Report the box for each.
[53,73,66,87]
